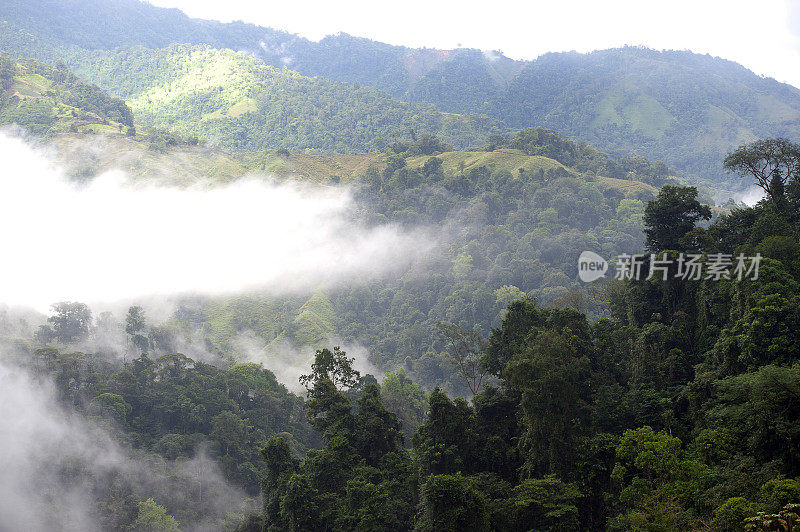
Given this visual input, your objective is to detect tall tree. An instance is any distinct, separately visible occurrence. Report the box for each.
[437,322,489,395]
[125,305,149,353]
[643,186,711,252]
[724,138,800,211]
[47,301,92,344]
[299,346,360,391]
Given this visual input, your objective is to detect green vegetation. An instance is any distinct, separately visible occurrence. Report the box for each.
[195,129,658,394]
[3,73,800,527]
[246,138,800,531]
[3,2,800,527]
[0,53,133,135]
[487,48,800,185]
[3,0,799,185]
[47,44,504,153]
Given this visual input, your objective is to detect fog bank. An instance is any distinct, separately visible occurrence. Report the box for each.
[0,131,434,310]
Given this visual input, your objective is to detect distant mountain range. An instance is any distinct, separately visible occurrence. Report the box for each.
[2,0,799,183]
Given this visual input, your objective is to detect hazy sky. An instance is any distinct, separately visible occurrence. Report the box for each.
[145,0,800,89]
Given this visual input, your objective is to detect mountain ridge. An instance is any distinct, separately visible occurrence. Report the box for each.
[3,0,799,184]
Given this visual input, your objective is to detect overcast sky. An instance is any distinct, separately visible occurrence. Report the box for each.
[145,0,800,89]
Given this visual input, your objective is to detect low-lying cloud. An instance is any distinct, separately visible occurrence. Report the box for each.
[0,131,434,310]
[0,359,250,531]
[235,333,384,392]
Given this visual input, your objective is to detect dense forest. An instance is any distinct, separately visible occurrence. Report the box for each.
[5,137,800,530]
[195,127,667,394]
[215,138,800,531]
[57,44,503,153]
[2,2,800,530]
[3,136,800,531]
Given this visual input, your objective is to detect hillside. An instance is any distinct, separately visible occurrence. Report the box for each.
[0,0,521,103]
[11,134,800,530]
[486,47,800,184]
[4,2,800,530]
[47,129,662,194]
[0,26,506,153]
[74,44,504,152]
[34,125,661,396]
[3,0,800,184]
[0,54,133,136]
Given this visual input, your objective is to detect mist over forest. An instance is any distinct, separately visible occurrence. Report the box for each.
[2,1,800,531]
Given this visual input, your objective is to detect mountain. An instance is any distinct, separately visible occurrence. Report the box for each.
[0,0,522,103]
[34,119,663,395]
[54,44,503,152]
[0,54,133,136]
[486,47,800,184]
[3,0,800,184]
[0,1,506,153]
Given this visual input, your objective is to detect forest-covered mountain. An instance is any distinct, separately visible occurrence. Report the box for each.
[54,44,503,152]
[27,80,673,395]
[487,48,800,185]
[4,2,800,530]
[0,0,522,102]
[3,0,800,183]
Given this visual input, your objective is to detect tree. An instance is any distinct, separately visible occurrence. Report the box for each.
[437,322,489,395]
[416,474,490,532]
[34,324,55,345]
[261,437,298,529]
[483,299,544,376]
[609,426,705,529]
[47,301,92,343]
[299,346,360,391]
[130,498,179,532]
[506,327,591,478]
[643,186,711,252]
[211,411,248,456]
[413,388,476,475]
[125,306,149,353]
[381,369,427,444]
[724,138,800,211]
[511,476,581,530]
[353,383,404,466]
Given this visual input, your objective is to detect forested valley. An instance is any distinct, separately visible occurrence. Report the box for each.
[2,2,800,531]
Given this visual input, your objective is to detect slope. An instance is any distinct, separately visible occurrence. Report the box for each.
[55,44,504,153]
[486,47,800,183]
[0,0,522,105]
[3,0,800,183]
[0,54,133,136]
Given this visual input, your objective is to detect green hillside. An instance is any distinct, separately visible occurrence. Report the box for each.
[40,124,662,396]
[0,0,521,104]
[3,0,800,184]
[47,128,663,195]
[3,2,800,530]
[0,54,133,136]
[6,42,505,153]
[486,48,800,183]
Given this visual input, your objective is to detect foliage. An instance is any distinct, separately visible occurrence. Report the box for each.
[131,498,180,532]
[643,185,712,252]
[724,138,800,212]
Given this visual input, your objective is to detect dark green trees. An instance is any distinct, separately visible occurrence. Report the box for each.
[643,185,711,252]
[125,305,149,353]
[263,347,415,531]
